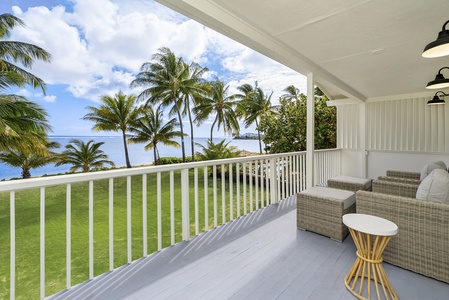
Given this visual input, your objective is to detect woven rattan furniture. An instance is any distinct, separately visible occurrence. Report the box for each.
[371,179,418,198]
[385,170,421,180]
[327,175,372,192]
[377,175,421,186]
[356,190,449,284]
[343,214,398,300]
[297,186,356,241]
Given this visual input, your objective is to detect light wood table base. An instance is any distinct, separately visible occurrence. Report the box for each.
[344,227,398,300]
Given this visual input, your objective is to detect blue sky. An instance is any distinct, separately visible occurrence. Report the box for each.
[1,0,306,137]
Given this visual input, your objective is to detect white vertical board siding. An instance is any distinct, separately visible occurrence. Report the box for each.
[337,104,360,149]
[338,96,449,153]
[366,97,448,152]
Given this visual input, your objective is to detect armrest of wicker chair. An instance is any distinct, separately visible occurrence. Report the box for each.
[385,170,421,180]
[372,179,418,198]
[377,176,421,186]
[356,190,449,284]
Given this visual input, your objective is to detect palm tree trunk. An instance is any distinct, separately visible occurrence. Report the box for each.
[22,167,31,179]
[175,104,186,163]
[255,119,263,154]
[210,118,218,141]
[153,145,158,165]
[122,130,132,168]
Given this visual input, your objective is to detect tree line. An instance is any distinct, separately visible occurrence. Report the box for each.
[0,14,336,179]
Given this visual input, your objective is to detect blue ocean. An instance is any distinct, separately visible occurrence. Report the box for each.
[0,136,264,180]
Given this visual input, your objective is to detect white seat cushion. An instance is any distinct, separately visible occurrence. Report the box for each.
[416,169,449,203]
[300,186,356,209]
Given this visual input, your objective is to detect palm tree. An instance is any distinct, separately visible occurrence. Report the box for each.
[128,104,183,165]
[0,94,50,152]
[237,83,274,154]
[56,139,115,173]
[194,79,240,140]
[282,85,302,102]
[0,139,60,179]
[195,139,241,161]
[131,47,207,163]
[0,14,51,153]
[83,92,139,168]
[0,13,51,93]
[196,139,241,177]
[181,61,208,162]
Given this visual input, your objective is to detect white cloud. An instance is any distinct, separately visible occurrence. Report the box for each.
[16,88,31,97]
[8,0,306,109]
[16,88,57,103]
[43,95,57,103]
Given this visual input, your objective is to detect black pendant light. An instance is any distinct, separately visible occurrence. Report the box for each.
[423,20,449,58]
[426,67,449,89]
[427,91,448,105]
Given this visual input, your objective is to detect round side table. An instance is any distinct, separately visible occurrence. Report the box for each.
[342,214,398,300]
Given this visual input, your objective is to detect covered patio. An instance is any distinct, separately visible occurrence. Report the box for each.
[3,1,449,299]
[48,196,449,299]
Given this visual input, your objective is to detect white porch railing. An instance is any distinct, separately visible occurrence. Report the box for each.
[315,148,342,185]
[0,149,340,299]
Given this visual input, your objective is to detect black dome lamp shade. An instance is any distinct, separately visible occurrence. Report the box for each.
[426,67,449,89]
[423,20,449,58]
[427,91,448,105]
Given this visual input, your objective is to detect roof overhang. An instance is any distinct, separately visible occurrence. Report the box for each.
[155,0,449,103]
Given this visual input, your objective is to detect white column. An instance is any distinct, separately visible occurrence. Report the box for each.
[306,73,315,188]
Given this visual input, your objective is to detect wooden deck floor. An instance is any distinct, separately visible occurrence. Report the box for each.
[49,196,449,300]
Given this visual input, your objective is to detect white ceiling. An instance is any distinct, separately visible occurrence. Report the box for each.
[156,0,449,102]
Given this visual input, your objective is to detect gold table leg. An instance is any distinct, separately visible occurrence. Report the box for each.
[344,228,398,300]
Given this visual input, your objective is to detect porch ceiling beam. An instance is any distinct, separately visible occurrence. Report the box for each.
[156,0,367,103]
[327,99,359,106]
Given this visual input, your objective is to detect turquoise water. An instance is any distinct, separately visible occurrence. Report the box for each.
[0,136,264,180]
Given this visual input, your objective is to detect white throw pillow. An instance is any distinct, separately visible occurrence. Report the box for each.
[420,162,446,181]
[416,169,449,203]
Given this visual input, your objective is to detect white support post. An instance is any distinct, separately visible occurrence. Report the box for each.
[306,72,315,188]
[181,168,190,241]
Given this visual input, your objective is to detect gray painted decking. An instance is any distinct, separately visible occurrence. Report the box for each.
[49,196,449,300]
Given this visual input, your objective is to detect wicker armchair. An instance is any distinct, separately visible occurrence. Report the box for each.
[371,179,418,198]
[385,170,421,180]
[356,181,449,284]
[377,176,421,186]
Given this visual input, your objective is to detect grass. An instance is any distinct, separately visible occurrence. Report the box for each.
[0,168,265,299]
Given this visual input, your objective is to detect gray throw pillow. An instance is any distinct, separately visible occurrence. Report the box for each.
[420,162,446,181]
[416,169,449,203]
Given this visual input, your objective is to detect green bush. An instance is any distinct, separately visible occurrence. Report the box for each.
[158,156,198,165]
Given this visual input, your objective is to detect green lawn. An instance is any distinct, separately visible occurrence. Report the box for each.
[0,169,264,299]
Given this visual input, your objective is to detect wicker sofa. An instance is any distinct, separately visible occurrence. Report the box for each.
[356,179,449,284]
